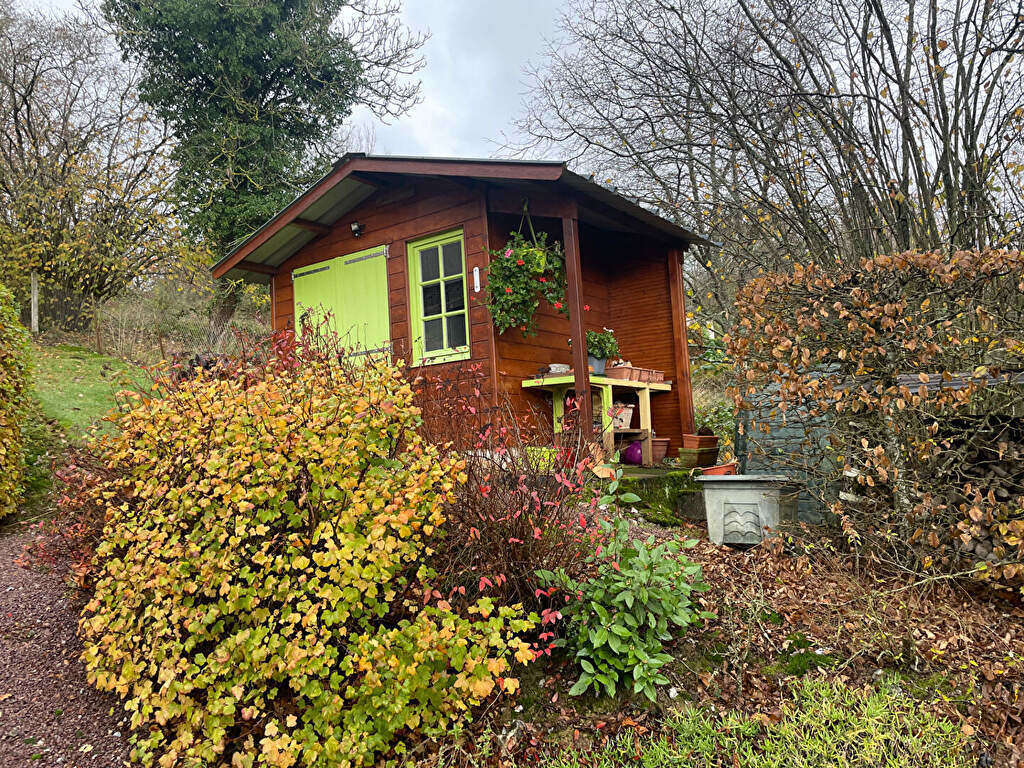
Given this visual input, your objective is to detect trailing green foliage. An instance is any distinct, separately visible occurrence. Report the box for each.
[80,350,534,767]
[486,230,567,336]
[537,520,711,701]
[0,282,31,518]
[543,677,971,767]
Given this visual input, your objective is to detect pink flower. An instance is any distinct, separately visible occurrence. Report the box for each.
[584,304,591,311]
[505,248,513,257]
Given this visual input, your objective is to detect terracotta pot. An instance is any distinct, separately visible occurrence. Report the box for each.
[629,367,642,381]
[605,365,632,380]
[652,370,665,383]
[701,461,738,476]
[651,438,670,463]
[682,433,719,450]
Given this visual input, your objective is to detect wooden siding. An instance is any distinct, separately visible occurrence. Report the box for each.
[268,178,690,454]
[491,218,687,453]
[271,178,495,397]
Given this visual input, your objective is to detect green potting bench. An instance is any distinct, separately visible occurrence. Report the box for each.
[521,374,672,466]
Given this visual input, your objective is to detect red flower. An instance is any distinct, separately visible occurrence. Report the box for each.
[538,277,547,282]
[584,304,591,311]
[516,259,525,266]
[505,287,513,294]
[554,301,563,310]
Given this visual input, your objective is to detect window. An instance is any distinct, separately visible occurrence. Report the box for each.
[407,229,470,364]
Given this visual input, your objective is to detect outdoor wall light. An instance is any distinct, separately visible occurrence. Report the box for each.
[350,221,364,238]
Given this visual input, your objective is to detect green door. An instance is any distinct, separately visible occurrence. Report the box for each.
[292,245,390,353]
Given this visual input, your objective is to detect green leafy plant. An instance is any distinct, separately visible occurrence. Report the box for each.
[598,467,642,508]
[80,341,535,768]
[537,519,712,701]
[485,230,567,335]
[695,400,734,451]
[585,328,619,360]
[0,281,31,518]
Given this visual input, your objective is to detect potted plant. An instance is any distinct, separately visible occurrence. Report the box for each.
[585,328,619,375]
[485,230,567,337]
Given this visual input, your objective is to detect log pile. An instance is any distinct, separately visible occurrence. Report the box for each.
[945,422,1024,575]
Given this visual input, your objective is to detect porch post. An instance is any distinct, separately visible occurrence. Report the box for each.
[668,248,696,434]
[562,215,593,432]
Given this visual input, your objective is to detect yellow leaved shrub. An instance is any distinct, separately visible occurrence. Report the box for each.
[0,281,31,519]
[80,349,535,767]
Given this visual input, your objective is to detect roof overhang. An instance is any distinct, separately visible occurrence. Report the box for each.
[212,153,714,283]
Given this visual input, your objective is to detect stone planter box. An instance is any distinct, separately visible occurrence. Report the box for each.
[695,474,798,546]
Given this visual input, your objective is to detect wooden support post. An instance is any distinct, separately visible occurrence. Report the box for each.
[638,386,653,465]
[29,271,38,334]
[562,215,592,433]
[668,248,696,434]
[599,382,614,454]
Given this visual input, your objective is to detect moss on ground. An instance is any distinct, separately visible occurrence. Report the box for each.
[613,468,703,526]
[762,633,839,677]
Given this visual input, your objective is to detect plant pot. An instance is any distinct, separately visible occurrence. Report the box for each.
[651,438,670,463]
[587,355,607,375]
[605,365,632,380]
[629,367,642,381]
[696,474,798,546]
[677,446,721,468]
[682,433,719,450]
[523,246,547,273]
[651,370,665,383]
[701,461,737,476]
[610,403,635,429]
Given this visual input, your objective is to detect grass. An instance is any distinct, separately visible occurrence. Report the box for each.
[3,344,142,525]
[543,677,971,768]
[32,344,140,439]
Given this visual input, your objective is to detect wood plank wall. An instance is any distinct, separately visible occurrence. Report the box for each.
[491,218,686,453]
[268,179,688,454]
[270,178,496,398]
[607,241,684,452]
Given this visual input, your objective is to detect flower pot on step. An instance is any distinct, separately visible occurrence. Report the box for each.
[651,438,670,463]
[701,461,737,476]
[587,355,607,375]
[679,433,720,467]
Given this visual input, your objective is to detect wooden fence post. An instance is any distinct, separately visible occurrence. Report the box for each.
[30,271,38,334]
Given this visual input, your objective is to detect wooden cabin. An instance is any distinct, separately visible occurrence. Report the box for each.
[212,154,711,463]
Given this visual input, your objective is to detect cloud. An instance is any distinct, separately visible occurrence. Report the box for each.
[361,0,560,157]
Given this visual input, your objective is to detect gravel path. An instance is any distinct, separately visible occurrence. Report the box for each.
[0,525,129,767]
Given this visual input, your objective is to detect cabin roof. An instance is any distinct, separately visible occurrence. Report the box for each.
[212,153,715,283]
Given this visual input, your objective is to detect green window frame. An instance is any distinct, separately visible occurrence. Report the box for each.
[407,228,470,365]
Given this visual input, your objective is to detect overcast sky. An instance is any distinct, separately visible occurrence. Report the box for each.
[28,0,562,159]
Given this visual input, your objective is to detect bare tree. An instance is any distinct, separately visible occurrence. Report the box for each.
[516,0,1024,327]
[0,3,184,329]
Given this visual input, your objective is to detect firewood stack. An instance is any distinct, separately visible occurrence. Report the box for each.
[945,421,1024,569]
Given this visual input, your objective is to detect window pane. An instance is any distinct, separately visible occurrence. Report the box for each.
[422,283,442,317]
[442,241,463,276]
[424,318,444,351]
[446,314,467,348]
[443,278,465,312]
[420,246,440,281]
